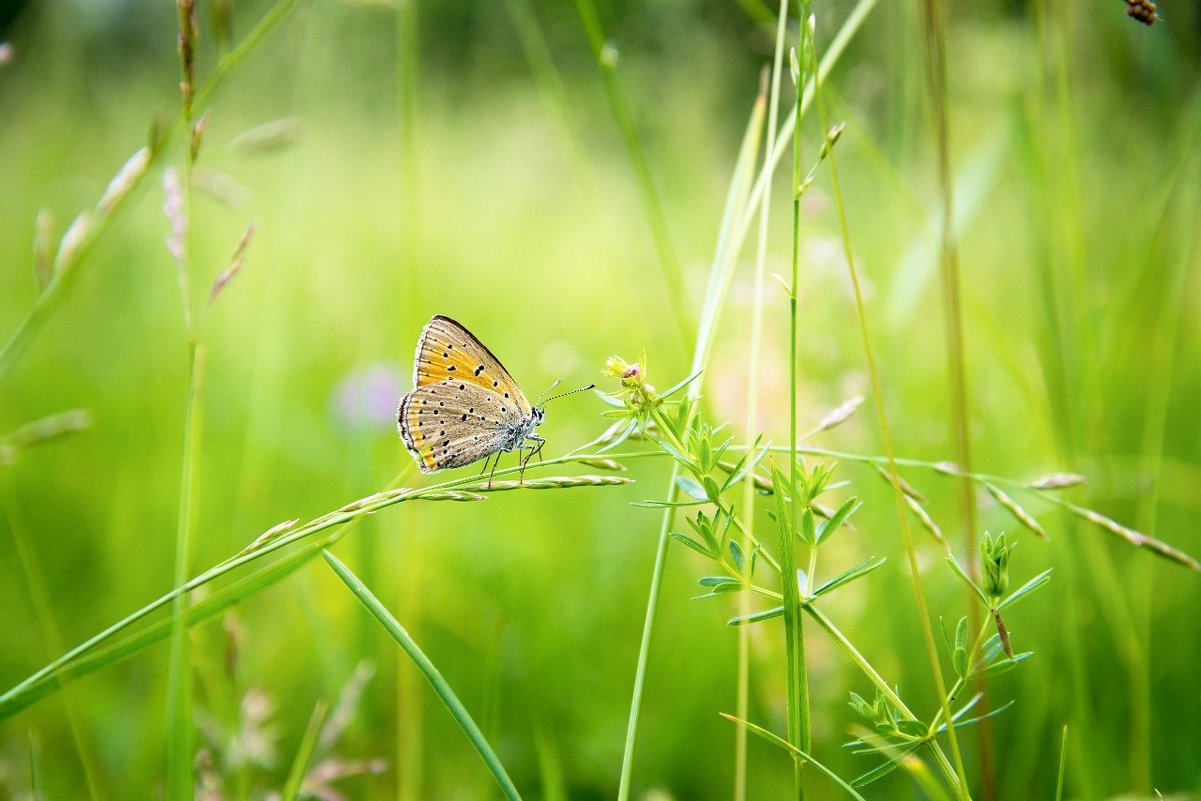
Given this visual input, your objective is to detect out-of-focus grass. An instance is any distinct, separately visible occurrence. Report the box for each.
[2,0,1200,798]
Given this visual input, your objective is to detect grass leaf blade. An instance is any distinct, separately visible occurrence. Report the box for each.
[322,550,523,801]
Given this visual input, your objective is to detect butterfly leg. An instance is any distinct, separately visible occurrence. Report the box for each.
[486,451,503,489]
[518,435,546,484]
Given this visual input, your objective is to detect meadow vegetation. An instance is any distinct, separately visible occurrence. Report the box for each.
[1,0,1199,798]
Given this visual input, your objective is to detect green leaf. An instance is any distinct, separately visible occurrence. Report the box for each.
[722,437,770,492]
[660,440,695,470]
[980,651,1034,677]
[595,420,638,454]
[849,745,921,787]
[979,633,1004,668]
[669,532,716,559]
[697,437,713,472]
[631,499,709,509]
[0,535,331,720]
[281,700,327,801]
[701,475,722,503]
[660,369,703,399]
[936,700,1016,733]
[675,475,707,501]
[728,606,784,626]
[945,555,989,606]
[719,714,868,800]
[998,568,1053,610]
[894,719,927,738]
[952,616,969,678]
[323,550,523,801]
[691,581,741,599]
[593,391,627,408]
[709,435,735,467]
[729,540,745,573]
[698,576,740,588]
[801,507,816,545]
[816,497,861,544]
[810,557,887,599]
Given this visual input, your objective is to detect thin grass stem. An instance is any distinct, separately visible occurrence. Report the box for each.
[0,0,300,384]
[616,73,769,801]
[570,0,693,348]
[809,32,971,801]
[737,1,792,797]
[323,550,523,801]
[914,0,992,789]
[786,6,814,785]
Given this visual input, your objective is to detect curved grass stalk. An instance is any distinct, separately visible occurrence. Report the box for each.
[735,2,791,796]
[570,0,691,348]
[0,455,629,721]
[808,30,971,801]
[324,551,523,801]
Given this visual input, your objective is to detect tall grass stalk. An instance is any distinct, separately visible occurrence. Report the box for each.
[808,33,971,800]
[1025,22,1096,791]
[616,5,877,796]
[0,459,623,719]
[570,0,693,348]
[0,0,299,384]
[784,3,814,786]
[736,1,790,797]
[1032,2,1145,792]
[323,550,524,801]
[1130,147,1201,792]
[616,79,768,801]
[165,2,202,787]
[394,4,425,798]
[915,0,992,792]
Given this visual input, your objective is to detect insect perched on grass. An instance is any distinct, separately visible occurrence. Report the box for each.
[396,315,593,484]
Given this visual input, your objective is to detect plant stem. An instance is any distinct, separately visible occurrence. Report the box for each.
[570,0,692,349]
[788,2,813,784]
[0,0,300,384]
[736,1,790,794]
[809,31,971,801]
[914,0,992,791]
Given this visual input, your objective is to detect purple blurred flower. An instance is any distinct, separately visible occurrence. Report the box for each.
[331,363,405,431]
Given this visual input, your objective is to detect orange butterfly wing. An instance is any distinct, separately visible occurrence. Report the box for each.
[411,315,533,415]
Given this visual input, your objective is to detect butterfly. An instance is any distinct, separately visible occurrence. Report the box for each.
[396,315,591,481]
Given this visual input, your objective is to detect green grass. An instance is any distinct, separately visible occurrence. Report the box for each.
[2,0,1201,799]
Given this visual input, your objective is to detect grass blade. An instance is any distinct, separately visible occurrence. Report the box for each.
[720,713,867,800]
[280,700,328,801]
[322,550,523,801]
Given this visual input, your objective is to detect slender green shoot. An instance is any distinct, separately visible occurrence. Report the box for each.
[808,28,970,800]
[721,714,866,801]
[280,700,328,801]
[738,1,791,797]
[1055,725,1068,801]
[570,0,692,347]
[323,550,523,801]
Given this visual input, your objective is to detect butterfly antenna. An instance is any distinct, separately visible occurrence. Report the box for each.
[541,383,597,405]
[534,379,562,405]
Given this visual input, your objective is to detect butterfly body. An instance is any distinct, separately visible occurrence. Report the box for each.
[397,316,546,474]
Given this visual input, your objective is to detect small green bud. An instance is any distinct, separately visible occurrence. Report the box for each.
[980,531,1011,600]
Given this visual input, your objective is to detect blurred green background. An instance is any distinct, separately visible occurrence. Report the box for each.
[2,0,1200,798]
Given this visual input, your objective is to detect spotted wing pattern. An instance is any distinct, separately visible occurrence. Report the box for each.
[412,315,532,415]
[398,379,526,472]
